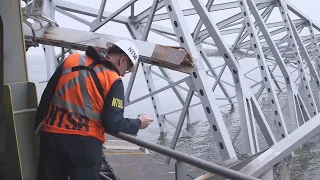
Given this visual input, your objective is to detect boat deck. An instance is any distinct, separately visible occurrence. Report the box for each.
[102,134,176,180]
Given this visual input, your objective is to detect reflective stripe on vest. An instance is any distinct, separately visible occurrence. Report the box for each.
[51,55,103,121]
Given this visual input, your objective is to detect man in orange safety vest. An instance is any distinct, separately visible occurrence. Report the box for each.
[34,40,153,180]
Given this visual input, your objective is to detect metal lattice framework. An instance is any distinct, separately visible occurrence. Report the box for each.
[16,0,320,178]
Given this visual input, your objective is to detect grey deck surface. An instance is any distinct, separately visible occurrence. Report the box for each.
[105,153,175,180]
[103,135,175,180]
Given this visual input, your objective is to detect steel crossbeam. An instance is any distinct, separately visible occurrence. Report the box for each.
[23,24,195,73]
[239,112,320,178]
[191,0,276,155]
[192,0,215,41]
[238,0,288,141]
[54,0,130,24]
[200,51,234,109]
[159,0,237,160]
[143,0,274,24]
[277,0,319,117]
[12,0,320,179]
[90,0,138,31]
[51,0,320,66]
[124,0,238,161]
[307,22,320,77]
[246,0,310,132]
[128,0,169,133]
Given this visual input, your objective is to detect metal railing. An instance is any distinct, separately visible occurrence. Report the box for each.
[106,132,260,180]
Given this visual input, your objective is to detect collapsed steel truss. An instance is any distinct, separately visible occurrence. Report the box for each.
[11,0,320,178]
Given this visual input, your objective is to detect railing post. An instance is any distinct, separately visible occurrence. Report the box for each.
[175,161,187,180]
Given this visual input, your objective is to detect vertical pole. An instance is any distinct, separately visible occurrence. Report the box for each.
[124,60,139,106]
[141,64,168,133]
[191,0,279,154]
[96,0,107,22]
[192,0,215,40]
[307,22,320,78]
[163,0,237,160]
[246,0,308,132]
[125,0,169,133]
[165,85,194,164]
[238,0,288,141]
[233,5,274,49]
[42,0,58,79]
[277,0,319,117]
[175,161,187,180]
[138,0,168,132]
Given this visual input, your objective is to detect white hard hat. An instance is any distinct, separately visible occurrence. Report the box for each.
[107,40,139,71]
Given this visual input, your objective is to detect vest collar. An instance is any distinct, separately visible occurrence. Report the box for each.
[85,46,121,76]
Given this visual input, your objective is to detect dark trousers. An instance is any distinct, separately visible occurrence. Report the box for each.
[37,132,102,180]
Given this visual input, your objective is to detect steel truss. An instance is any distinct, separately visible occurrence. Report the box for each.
[18,0,320,179]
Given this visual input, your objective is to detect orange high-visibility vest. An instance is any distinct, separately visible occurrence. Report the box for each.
[41,53,120,142]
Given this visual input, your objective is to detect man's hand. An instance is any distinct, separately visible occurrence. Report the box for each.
[138,114,153,129]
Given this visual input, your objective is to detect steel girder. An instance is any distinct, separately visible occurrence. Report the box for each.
[41,0,58,80]
[238,112,320,178]
[238,0,288,142]
[192,0,277,156]
[19,0,320,179]
[277,0,319,118]
[160,0,237,161]
[307,22,320,77]
[246,0,309,132]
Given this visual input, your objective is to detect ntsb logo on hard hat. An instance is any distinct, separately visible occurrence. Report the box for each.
[111,40,140,66]
[128,47,138,61]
